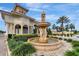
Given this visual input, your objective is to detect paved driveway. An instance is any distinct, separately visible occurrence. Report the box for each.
[72,35,79,41]
[0,35,8,56]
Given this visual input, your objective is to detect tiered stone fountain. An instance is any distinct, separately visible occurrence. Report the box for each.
[28,11,63,52]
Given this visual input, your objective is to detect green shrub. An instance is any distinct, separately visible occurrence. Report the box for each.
[59,38,62,40]
[8,34,15,39]
[8,39,23,51]
[47,28,52,35]
[74,48,79,55]
[33,28,37,34]
[8,39,16,51]
[67,34,69,37]
[7,38,11,41]
[72,41,79,47]
[64,38,67,41]
[11,43,36,56]
[64,50,77,56]
[75,47,79,52]
[66,39,72,42]
[64,40,79,56]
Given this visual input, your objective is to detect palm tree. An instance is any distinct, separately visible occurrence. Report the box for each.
[57,16,70,36]
[47,28,52,35]
[65,24,70,31]
[55,26,59,32]
[52,24,56,30]
[70,23,75,32]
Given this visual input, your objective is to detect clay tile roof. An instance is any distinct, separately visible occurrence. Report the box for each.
[15,3,29,12]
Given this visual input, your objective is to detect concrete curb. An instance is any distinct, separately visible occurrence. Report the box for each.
[5,35,11,56]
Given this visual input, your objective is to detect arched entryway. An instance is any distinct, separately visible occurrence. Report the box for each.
[23,25,28,34]
[15,24,21,34]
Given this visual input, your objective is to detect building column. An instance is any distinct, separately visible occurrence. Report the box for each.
[28,26,29,34]
[10,23,13,34]
[29,26,32,34]
[13,24,16,34]
[5,23,9,39]
[12,24,14,34]
[9,23,12,34]
[31,26,33,34]
[9,23,11,34]
[21,25,23,34]
[8,23,10,34]
[5,23,8,34]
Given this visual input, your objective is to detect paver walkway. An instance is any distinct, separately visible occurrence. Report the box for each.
[0,35,8,56]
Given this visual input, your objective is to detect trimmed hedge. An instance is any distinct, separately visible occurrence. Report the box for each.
[15,34,38,37]
[63,38,72,42]
[58,38,62,40]
[14,34,38,42]
[66,39,72,42]
[11,43,36,56]
[64,38,67,41]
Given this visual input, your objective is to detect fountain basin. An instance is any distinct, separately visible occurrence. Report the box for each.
[28,38,63,51]
[38,22,50,27]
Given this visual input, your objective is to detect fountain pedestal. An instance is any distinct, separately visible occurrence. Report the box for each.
[39,27,47,43]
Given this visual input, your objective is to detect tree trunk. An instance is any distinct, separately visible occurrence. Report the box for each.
[61,22,64,36]
[71,28,72,37]
[71,28,72,32]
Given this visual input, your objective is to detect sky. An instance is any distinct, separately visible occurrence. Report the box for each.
[0,3,79,31]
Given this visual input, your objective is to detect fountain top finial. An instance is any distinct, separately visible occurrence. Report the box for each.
[42,11,45,15]
[41,11,46,22]
[38,11,50,28]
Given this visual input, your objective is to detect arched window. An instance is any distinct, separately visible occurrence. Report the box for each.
[15,24,21,34]
[23,25,28,34]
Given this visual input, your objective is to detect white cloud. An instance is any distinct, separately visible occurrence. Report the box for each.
[0,6,11,12]
[42,5,49,9]
[47,4,79,13]
[26,3,42,8]
[22,3,50,12]
[29,8,42,12]
[67,14,79,30]
[34,14,59,24]
[46,14,58,20]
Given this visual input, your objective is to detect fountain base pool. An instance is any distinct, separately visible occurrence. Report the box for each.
[28,38,63,51]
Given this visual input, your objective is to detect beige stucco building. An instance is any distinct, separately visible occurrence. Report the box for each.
[0,4,38,34]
